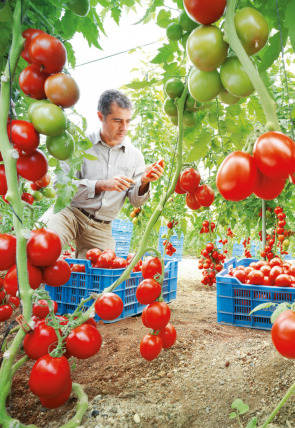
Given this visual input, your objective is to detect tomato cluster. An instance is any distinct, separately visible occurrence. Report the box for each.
[139,257,177,361]
[129,206,142,226]
[84,248,142,272]
[242,237,252,258]
[259,206,293,260]
[0,276,20,322]
[217,131,295,202]
[198,242,225,286]
[228,257,295,287]
[175,167,214,210]
[186,5,268,105]
[199,220,215,234]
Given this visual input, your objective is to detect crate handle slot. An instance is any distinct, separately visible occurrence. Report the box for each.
[223,257,237,270]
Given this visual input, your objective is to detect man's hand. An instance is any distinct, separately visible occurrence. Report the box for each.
[95,176,135,193]
[142,160,165,185]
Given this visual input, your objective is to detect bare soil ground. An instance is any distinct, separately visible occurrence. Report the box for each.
[4,258,295,428]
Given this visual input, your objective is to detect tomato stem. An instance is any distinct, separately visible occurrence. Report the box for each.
[261,381,295,427]
[58,383,88,428]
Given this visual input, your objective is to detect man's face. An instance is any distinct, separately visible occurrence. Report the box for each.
[97,102,132,146]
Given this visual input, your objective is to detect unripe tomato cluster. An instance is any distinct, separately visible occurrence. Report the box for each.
[198,242,225,286]
[139,257,177,361]
[175,167,214,210]
[227,257,295,288]
[130,207,142,225]
[185,3,268,105]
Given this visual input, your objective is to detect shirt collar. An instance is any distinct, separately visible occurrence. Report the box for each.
[96,130,127,152]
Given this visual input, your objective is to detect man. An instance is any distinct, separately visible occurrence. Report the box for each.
[45,89,164,259]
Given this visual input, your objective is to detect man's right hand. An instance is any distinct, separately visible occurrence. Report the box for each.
[95,176,135,193]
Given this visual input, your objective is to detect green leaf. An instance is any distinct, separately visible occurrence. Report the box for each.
[246,417,258,428]
[231,398,244,410]
[249,302,277,315]
[78,138,93,150]
[111,6,121,25]
[229,412,237,420]
[64,41,76,69]
[186,132,211,162]
[59,10,79,39]
[239,403,249,415]
[81,152,98,160]
[78,17,102,49]
[259,29,288,72]
[156,9,171,28]
[48,157,58,167]
[125,79,157,89]
[285,1,295,52]
[271,303,291,324]
[0,1,12,22]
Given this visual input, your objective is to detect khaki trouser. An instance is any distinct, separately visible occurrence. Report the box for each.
[44,206,115,259]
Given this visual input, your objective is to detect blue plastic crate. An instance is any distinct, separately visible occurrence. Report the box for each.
[158,226,184,262]
[216,257,295,331]
[45,258,178,324]
[112,219,133,233]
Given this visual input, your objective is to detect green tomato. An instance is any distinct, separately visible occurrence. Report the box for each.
[220,56,255,97]
[218,87,240,105]
[235,7,269,56]
[188,68,222,103]
[46,131,75,160]
[67,0,90,16]
[178,10,198,32]
[31,104,67,136]
[42,187,56,198]
[283,239,290,248]
[166,23,183,41]
[28,100,50,122]
[185,93,201,111]
[32,190,43,201]
[187,25,228,72]
[170,116,178,126]
[165,78,184,99]
[183,110,196,127]
[163,98,178,117]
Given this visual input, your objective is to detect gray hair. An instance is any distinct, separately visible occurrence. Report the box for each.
[97,90,132,116]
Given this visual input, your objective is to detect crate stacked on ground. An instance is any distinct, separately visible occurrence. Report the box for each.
[232,242,244,257]
[158,226,184,262]
[111,219,133,257]
[216,257,295,331]
[45,258,178,323]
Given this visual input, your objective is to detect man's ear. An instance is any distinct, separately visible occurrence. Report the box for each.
[97,111,103,122]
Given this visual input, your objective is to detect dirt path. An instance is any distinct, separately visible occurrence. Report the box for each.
[6,258,295,428]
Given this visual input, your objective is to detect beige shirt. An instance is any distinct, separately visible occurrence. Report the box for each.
[65,130,150,221]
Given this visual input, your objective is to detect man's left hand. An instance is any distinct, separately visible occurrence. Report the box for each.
[142,160,165,185]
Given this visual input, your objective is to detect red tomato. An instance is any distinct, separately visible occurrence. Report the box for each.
[17,149,48,182]
[179,168,200,192]
[145,301,171,330]
[29,354,71,397]
[43,259,71,287]
[269,257,283,268]
[269,266,284,285]
[233,270,246,283]
[96,251,116,268]
[7,120,40,154]
[260,265,271,276]
[23,321,58,360]
[275,274,292,287]
[35,173,51,188]
[0,304,13,322]
[29,33,67,74]
[271,309,295,358]
[86,248,102,263]
[66,324,102,359]
[111,257,128,269]
[141,306,150,327]
[253,131,295,179]
[8,296,20,309]
[0,234,16,270]
[146,159,165,178]
[39,378,72,409]
[157,323,177,349]
[21,28,46,63]
[142,257,162,280]
[30,182,41,191]
[70,264,85,272]
[216,151,258,201]
[186,192,201,210]
[140,334,163,361]
[33,299,58,319]
[254,169,286,200]
[248,270,264,285]
[19,64,49,99]
[195,184,214,207]
[83,318,97,328]
[27,228,62,267]
[4,262,42,296]
[183,0,226,25]
[94,293,124,320]
[0,165,8,196]
[136,279,162,304]
[21,192,34,205]
[174,176,186,194]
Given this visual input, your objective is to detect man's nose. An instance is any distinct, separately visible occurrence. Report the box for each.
[120,121,128,132]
